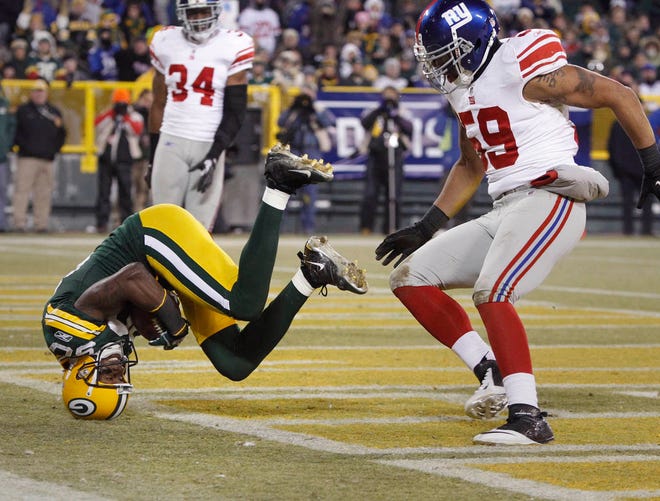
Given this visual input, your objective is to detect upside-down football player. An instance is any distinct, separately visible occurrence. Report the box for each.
[375,0,660,445]
[42,145,368,420]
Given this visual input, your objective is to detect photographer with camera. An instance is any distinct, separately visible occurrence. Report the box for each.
[359,86,413,235]
[276,83,334,233]
[93,88,144,233]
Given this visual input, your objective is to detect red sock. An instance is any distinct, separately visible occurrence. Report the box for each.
[477,302,532,378]
[394,286,472,348]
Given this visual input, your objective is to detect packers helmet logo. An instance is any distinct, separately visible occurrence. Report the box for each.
[68,398,97,417]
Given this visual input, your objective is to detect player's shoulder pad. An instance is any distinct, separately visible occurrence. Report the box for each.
[218,28,254,46]
[509,29,567,81]
[151,25,182,46]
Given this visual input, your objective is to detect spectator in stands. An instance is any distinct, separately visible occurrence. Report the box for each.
[271,50,304,91]
[358,86,412,235]
[607,3,627,48]
[58,53,91,86]
[12,79,66,233]
[276,83,334,233]
[0,80,16,233]
[15,0,58,38]
[641,36,660,67]
[284,1,312,64]
[363,0,394,32]
[93,87,143,233]
[309,0,341,60]
[96,9,125,47]
[386,19,407,58]
[120,0,154,45]
[339,42,362,80]
[316,57,340,89]
[399,52,418,86]
[6,39,30,80]
[273,28,302,64]
[399,0,422,32]
[88,27,120,80]
[340,0,363,34]
[152,0,174,26]
[339,56,373,87]
[238,0,281,58]
[0,0,23,46]
[608,119,655,236]
[115,35,151,81]
[249,59,273,85]
[26,31,62,82]
[369,31,394,70]
[373,57,408,91]
[56,0,97,52]
[639,63,660,111]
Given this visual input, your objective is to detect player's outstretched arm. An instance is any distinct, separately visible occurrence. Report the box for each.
[524,65,654,149]
[524,65,660,205]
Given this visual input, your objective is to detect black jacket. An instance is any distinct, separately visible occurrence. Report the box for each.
[607,121,643,183]
[15,101,66,160]
[361,104,413,154]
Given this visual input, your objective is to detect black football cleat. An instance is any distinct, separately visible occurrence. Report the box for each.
[473,403,555,445]
[264,143,334,194]
[298,236,368,295]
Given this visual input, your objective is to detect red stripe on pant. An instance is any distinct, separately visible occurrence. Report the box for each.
[507,200,573,300]
[489,195,564,303]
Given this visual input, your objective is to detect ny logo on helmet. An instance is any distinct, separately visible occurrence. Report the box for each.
[441,3,473,30]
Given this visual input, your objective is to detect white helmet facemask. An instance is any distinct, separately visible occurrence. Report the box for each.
[176,1,222,43]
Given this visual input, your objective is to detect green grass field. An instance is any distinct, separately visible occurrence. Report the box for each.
[0,232,658,500]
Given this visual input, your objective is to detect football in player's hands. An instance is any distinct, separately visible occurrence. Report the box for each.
[126,306,167,341]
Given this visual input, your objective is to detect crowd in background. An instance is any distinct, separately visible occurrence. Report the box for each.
[0,0,658,107]
[0,0,659,235]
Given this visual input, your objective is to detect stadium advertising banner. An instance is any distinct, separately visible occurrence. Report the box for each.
[315,90,460,180]
[315,90,593,179]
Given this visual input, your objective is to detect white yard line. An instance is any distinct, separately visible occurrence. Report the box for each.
[0,469,112,501]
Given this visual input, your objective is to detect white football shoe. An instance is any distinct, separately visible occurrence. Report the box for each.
[464,358,507,419]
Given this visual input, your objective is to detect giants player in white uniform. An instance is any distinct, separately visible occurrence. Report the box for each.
[149,0,254,230]
[376,0,660,445]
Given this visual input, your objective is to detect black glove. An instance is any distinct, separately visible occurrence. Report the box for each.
[375,205,448,268]
[636,144,660,209]
[637,173,660,209]
[148,321,189,351]
[189,156,218,193]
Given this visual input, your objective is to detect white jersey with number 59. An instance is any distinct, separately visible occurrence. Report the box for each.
[150,26,254,142]
[448,29,578,199]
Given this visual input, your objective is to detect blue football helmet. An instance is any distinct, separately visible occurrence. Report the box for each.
[414,0,499,93]
[176,0,222,43]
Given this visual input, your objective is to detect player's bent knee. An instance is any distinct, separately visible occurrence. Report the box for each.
[219,366,252,382]
[229,303,263,322]
[473,289,494,306]
[389,263,413,291]
[473,289,516,306]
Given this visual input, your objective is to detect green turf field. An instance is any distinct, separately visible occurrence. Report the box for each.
[0,232,658,500]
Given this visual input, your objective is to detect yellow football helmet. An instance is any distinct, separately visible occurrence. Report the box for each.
[61,341,137,420]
